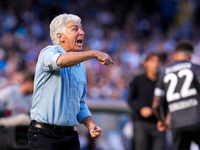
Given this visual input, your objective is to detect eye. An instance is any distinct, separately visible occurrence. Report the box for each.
[72,27,78,31]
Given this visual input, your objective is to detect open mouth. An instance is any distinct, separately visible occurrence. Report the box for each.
[77,39,83,44]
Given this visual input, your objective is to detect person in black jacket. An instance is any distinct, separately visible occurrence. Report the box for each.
[128,52,166,150]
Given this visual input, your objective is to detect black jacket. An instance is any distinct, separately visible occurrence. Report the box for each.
[128,73,167,123]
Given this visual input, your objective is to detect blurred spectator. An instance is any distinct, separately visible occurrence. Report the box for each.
[0,72,34,116]
[121,41,141,70]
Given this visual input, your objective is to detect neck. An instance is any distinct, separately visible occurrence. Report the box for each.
[146,71,158,81]
[60,44,70,52]
[174,52,192,62]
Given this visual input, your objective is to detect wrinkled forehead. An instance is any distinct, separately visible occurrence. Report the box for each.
[66,21,82,27]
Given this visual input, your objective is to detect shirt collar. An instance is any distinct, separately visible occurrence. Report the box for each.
[144,72,158,82]
[56,45,67,53]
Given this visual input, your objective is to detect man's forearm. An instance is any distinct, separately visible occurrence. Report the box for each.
[81,116,96,130]
[153,105,165,122]
[57,50,98,68]
[152,96,165,122]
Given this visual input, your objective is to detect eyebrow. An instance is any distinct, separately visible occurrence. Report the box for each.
[71,25,82,29]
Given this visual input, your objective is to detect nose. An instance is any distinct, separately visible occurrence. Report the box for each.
[79,28,85,36]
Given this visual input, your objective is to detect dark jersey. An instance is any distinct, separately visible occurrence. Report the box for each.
[155,61,200,129]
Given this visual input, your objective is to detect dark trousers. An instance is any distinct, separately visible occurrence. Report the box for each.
[27,121,80,150]
[172,123,200,150]
[133,119,166,150]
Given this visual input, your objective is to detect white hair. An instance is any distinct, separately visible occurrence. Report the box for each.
[49,14,81,45]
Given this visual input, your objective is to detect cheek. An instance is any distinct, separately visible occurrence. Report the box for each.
[65,34,75,43]
[152,64,158,69]
[69,36,77,46]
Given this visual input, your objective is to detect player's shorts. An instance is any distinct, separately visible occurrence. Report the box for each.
[172,123,200,150]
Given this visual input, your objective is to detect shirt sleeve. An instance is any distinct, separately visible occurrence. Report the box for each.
[127,77,141,113]
[0,88,8,105]
[39,46,62,71]
[154,74,165,98]
[194,64,200,82]
[0,86,13,109]
[77,79,92,123]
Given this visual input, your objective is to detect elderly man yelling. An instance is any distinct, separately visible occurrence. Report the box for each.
[28,13,114,150]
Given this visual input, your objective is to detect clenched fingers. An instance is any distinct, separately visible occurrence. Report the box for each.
[90,131,101,138]
[100,57,114,65]
[90,127,102,138]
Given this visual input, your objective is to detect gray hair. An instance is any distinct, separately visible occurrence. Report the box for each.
[50,14,81,45]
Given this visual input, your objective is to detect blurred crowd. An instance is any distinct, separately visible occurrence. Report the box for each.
[0,0,200,101]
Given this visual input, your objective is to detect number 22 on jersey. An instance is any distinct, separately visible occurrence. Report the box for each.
[164,69,197,102]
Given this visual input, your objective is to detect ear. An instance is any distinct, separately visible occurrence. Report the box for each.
[173,53,177,61]
[57,33,65,43]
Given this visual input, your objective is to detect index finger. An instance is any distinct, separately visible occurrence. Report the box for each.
[109,58,114,65]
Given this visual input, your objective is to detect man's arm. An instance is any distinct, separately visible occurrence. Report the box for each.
[77,81,101,138]
[127,78,140,111]
[128,78,153,118]
[81,116,102,138]
[57,50,114,68]
[152,96,165,122]
[152,96,168,131]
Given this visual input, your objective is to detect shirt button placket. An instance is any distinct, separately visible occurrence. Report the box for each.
[67,72,74,125]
